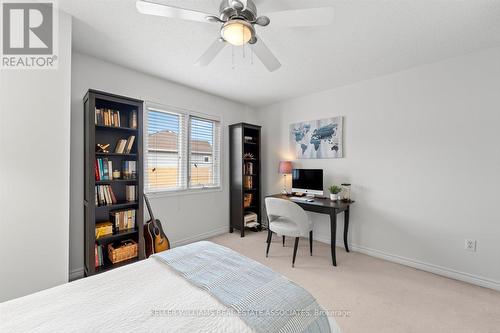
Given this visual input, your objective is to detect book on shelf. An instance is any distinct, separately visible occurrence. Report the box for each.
[95,244,104,268]
[244,212,258,224]
[122,161,137,179]
[95,185,117,206]
[114,135,135,154]
[95,108,121,127]
[130,111,138,129]
[111,209,136,231]
[95,221,113,239]
[95,158,113,180]
[126,185,136,202]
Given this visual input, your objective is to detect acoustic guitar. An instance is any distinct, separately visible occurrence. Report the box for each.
[144,194,170,257]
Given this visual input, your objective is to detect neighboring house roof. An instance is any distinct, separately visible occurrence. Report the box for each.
[148,130,212,154]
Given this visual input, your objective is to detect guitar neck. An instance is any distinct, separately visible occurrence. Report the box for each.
[144,194,155,221]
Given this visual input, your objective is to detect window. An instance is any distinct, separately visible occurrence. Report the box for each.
[145,104,221,193]
[189,117,221,188]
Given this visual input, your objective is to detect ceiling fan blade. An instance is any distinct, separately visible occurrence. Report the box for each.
[264,7,335,28]
[196,39,226,66]
[252,37,281,72]
[136,0,214,24]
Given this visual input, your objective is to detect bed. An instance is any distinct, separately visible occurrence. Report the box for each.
[0,241,341,333]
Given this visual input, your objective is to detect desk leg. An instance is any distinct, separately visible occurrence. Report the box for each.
[344,207,350,253]
[330,211,337,266]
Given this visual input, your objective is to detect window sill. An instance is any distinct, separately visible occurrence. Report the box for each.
[145,187,223,199]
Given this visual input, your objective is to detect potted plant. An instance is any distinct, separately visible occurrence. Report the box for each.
[328,185,342,201]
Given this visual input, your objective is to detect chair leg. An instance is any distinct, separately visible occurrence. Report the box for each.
[292,237,299,267]
[283,235,285,247]
[309,230,313,256]
[266,229,273,257]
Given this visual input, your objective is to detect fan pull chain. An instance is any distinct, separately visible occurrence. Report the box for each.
[242,24,246,58]
[231,45,235,70]
[251,45,254,65]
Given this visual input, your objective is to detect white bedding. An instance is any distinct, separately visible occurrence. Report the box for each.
[0,257,253,333]
[1,255,340,333]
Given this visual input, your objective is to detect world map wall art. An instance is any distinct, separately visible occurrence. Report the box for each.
[290,116,343,159]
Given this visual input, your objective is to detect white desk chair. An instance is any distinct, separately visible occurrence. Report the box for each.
[265,197,313,267]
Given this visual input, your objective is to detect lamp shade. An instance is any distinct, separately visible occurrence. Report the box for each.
[278,161,293,174]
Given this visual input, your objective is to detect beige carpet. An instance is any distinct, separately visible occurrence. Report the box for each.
[209,232,500,333]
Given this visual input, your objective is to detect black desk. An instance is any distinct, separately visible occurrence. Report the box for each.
[267,194,354,266]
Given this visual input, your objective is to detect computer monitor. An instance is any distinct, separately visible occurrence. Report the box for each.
[292,169,323,196]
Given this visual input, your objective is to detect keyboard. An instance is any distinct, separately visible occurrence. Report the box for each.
[290,197,315,202]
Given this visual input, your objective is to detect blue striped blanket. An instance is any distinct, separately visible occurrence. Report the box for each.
[154,241,333,333]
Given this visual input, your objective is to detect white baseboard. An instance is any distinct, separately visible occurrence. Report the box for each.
[68,227,229,281]
[171,226,228,248]
[313,235,500,292]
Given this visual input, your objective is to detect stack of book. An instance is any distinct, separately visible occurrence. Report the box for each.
[114,135,135,154]
[95,221,113,239]
[95,108,121,127]
[95,244,104,267]
[95,185,117,206]
[244,212,258,228]
[123,161,137,179]
[111,209,136,231]
[95,158,113,180]
[126,185,136,202]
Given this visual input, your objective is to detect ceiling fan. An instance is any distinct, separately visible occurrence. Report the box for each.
[136,0,335,72]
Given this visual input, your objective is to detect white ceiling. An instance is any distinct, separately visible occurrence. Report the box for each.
[59,0,500,107]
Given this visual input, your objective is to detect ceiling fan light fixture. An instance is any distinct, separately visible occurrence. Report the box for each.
[221,19,253,46]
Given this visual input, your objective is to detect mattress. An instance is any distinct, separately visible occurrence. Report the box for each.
[0,247,340,332]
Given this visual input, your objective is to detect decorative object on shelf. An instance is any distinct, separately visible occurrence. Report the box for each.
[290,116,343,159]
[328,185,343,201]
[278,161,292,195]
[243,175,253,189]
[96,143,110,153]
[341,183,352,202]
[112,170,121,180]
[244,136,254,143]
[244,161,254,175]
[243,152,255,159]
[108,239,138,264]
[243,193,253,208]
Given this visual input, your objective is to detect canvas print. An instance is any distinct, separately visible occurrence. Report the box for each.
[290,116,343,159]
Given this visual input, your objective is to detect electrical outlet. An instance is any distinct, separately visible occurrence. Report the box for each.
[465,239,477,252]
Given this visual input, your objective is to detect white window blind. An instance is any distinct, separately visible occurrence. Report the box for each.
[189,117,221,188]
[145,104,221,193]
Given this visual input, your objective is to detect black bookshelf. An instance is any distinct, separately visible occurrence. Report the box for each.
[229,123,262,237]
[83,90,145,276]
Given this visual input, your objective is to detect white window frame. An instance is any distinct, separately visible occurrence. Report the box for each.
[144,102,223,198]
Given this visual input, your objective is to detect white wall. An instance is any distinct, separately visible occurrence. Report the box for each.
[69,52,256,278]
[256,47,500,290]
[0,13,72,302]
